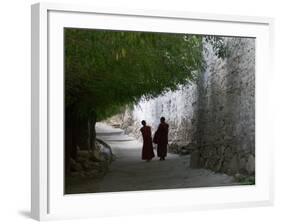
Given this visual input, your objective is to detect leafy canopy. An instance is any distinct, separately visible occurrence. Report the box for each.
[65,28,203,120]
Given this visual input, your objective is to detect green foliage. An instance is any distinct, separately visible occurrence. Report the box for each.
[65,29,204,120]
[235,175,255,185]
[205,36,230,59]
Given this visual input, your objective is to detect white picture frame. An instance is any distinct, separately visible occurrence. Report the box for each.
[31,2,275,221]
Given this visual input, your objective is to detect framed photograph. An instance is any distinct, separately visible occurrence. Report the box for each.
[31,2,274,221]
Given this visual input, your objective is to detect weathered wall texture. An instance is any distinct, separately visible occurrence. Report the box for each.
[107,83,198,153]
[196,38,255,175]
[107,37,255,176]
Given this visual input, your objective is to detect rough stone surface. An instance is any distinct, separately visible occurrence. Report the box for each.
[196,38,255,176]
[190,150,200,168]
[67,142,113,181]
[246,154,255,174]
[70,158,83,172]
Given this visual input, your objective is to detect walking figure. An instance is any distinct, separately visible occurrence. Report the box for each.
[153,117,169,161]
[140,120,155,161]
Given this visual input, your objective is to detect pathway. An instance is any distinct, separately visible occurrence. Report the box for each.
[94,122,237,193]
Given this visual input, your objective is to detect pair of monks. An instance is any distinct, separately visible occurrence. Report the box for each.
[140,117,169,161]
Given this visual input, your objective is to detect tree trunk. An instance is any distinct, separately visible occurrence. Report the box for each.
[65,125,71,176]
[65,107,97,175]
[65,108,81,174]
[65,109,75,175]
[88,111,97,151]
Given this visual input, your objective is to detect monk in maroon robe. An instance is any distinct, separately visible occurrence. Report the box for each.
[153,117,169,160]
[140,120,155,161]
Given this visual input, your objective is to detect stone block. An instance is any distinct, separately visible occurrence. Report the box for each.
[190,150,200,168]
[228,154,239,174]
[246,154,255,174]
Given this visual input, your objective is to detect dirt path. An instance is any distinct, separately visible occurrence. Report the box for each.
[93,122,237,193]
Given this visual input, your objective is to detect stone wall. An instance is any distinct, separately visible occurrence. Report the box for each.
[106,37,255,176]
[107,83,198,154]
[195,37,255,175]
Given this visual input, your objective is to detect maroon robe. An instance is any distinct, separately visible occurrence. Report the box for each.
[153,122,169,158]
[140,126,155,160]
